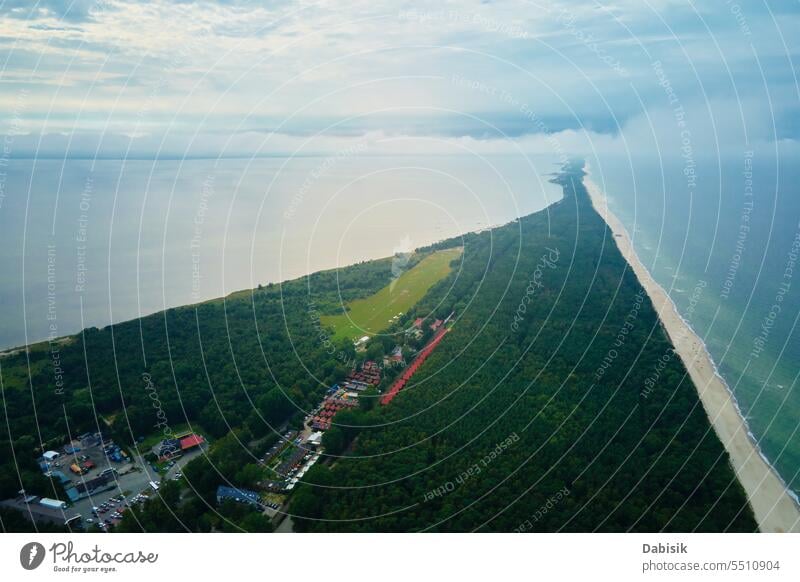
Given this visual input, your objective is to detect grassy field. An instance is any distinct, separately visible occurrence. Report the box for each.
[321,247,462,342]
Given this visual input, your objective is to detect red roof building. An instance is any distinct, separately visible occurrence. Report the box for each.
[381,327,449,405]
[179,434,205,450]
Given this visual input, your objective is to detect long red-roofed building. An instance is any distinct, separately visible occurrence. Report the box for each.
[381,327,449,405]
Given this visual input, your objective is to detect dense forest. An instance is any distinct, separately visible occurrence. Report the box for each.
[0,162,756,532]
[288,162,756,532]
[0,253,407,531]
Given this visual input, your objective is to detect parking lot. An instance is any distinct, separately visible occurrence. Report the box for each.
[65,456,159,529]
[69,443,206,530]
[46,434,132,482]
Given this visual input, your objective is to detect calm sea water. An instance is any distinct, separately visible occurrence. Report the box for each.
[0,155,562,351]
[593,152,800,498]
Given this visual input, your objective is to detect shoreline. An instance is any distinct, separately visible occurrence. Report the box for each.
[0,249,436,356]
[583,173,800,533]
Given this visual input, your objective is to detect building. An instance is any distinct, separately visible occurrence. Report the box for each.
[39,498,66,510]
[155,433,205,460]
[310,392,358,430]
[179,433,205,451]
[216,486,261,508]
[0,497,82,528]
[305,431,323,446]
[73,474,115,498]
[382,327,449,405]
[46,470,71,485]
[42,450,60,462]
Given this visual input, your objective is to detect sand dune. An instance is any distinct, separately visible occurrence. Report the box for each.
[584,174,800,533]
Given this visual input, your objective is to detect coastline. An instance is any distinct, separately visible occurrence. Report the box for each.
[583,173,800,533]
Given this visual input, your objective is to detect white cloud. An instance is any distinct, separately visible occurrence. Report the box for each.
[0,0,796,156]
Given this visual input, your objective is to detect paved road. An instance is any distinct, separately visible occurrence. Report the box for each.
[275,514,294,533]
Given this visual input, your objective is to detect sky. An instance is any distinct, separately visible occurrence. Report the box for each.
[0,0,798,159]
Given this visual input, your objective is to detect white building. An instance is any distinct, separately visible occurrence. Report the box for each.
[306,431,324,446]
[39,498,66,509]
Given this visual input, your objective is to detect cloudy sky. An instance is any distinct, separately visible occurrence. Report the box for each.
[1,0,798,158]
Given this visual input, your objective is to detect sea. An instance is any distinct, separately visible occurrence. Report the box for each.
[0,154,562,351]
[0,152,797,498]
[592,152,800,499]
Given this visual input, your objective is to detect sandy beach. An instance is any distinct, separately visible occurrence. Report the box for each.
[584,174,800,533]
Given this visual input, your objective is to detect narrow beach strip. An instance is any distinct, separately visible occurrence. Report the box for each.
[584,173,800,533]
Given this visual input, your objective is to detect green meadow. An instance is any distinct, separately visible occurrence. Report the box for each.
[321,247,462,342]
